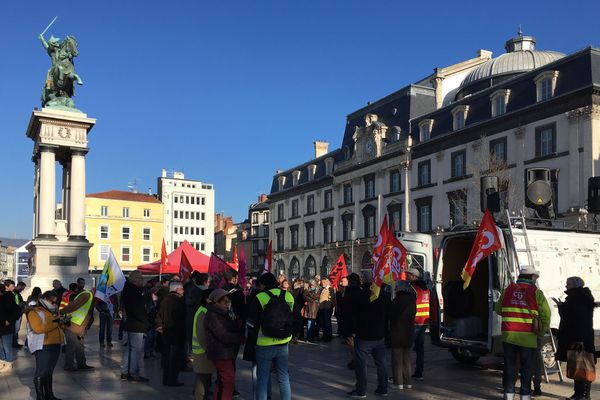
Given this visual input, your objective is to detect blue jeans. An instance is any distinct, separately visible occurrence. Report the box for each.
[255,345,291,400]
[354,338,388,395]
[306,319,316,342]
[413,325,426,376]
[33,344,61,378]
[121,331,144,377]
[252,362,272,400]
[0,334,14,362]
[98,313,113,344]
[503,342,534,396]
[144,328,156,354]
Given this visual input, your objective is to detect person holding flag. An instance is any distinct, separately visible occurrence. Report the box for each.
[120,270,149,382]
[370,215,408,301]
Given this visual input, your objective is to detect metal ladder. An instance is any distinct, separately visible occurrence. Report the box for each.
[506,211,564,383]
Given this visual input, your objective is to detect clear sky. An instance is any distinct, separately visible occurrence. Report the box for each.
[1,0,599,238]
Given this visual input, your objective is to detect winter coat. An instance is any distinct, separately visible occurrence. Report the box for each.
[192,306,216,374]
[0,292,20,335]
[318,286,335,310]
[556,286,596,361]
[204,304,242,361]
[339,285,362,337]
[26,306,64,346]
[222,282,247,321]
[303,289,320,320]
[356,287,391,341]
[184,281,203,341]
[389,289,416,348]
[158,292,186,344]
[121,281,148,333]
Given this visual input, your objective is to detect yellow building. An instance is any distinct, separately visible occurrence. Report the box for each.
[85,190,164,273]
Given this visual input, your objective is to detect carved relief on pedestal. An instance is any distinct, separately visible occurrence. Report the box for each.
[39,120,88,148]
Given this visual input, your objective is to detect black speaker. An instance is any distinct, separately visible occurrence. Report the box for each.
[480,176,500,212]
[525,168,552,207]
[588,177,600,213]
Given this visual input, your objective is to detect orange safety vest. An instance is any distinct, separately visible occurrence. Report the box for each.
[501,282,538,334]
[413,285,430,326]
[59,291,72,311]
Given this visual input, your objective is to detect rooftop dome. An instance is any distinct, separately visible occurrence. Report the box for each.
[460,32,565,90]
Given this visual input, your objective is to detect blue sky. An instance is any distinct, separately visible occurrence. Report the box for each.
[1,0,599,238]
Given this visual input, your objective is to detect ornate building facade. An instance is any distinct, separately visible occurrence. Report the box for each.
[268,33,600,279]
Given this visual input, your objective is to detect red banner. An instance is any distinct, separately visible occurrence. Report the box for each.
[461,209,502,289]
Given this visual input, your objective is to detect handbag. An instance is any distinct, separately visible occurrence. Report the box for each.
[566,342,596,382]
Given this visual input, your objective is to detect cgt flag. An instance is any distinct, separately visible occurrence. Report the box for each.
[461,209,502,289]
[95,248,126,304]
[370,214,408,301]
[209,252,232,288]
[230,247,239,271]
[328,253,348,289]
[179,249,193,282]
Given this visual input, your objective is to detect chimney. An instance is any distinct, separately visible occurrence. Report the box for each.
[258,194,268,203]
[161,169,167,178]
[314,140,329,159]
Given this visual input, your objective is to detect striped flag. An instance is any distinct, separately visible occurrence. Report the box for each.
[95,248,126,303]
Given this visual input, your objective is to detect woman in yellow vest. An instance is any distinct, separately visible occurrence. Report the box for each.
[192,288,215,400]
[26,290,66,400]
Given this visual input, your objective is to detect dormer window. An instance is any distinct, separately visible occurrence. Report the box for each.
[418,119,434,142]
[535,71,559,102]
[307,164,317,181]
[490,89,511,117]
[452,105,470,131]
[292,170,301,186]
[343,146,351,160]
[277,175,286,191]
[325,157,334,175]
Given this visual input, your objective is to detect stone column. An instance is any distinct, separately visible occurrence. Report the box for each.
[69,150,87,240]
[61,161,71,221]
[33,158,40,238]
[38,146,56,239]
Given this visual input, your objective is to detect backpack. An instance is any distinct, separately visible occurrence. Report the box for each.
[260,290,292,339]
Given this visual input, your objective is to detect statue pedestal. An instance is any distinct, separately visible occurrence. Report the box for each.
[25,107,96,289]
[26,239,93,290]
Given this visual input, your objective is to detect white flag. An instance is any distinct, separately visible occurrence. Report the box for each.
[95,248,126,303]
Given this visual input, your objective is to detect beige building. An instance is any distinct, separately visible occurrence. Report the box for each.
[85,190,164,273]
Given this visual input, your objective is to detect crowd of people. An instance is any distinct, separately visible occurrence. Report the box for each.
[0,265,596,400]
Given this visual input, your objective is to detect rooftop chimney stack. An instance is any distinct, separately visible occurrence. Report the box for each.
[314,140,329,159]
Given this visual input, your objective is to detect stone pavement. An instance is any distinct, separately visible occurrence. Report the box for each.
[1,323,597,400]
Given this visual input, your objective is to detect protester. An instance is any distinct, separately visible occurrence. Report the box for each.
[317,278,335,342]
[96,296,114,348]
[338,273,362,370]
[247,272,294,400]
[348,278,390,398]
[60,278,95,371]
[290,278,305,343]
[144,285,159,359]
[52,280,66,302]
[27,287,43,306]
[192,288,215,400]
[495,266,550,400]
[185,271,205,356]
[335,276,348,338]
[26,290,65,400]
[59,283,77,311]
[159,281,186,387]
[14,281,26,348]
[0,280,21,371]
[120,271,149,382]
[303,281,320,343]
[406,267,429,381]
[554,276,596,400]
[205,288,243,399]
[389,280,417,390]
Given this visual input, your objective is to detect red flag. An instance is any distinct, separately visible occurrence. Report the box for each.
[461,209,502,289]
[371,214,389,268]
[160,239,169,276]
[238,245,247,288]
[230,247,239,271]
[179,249,193,282]
[329,253,348,289]
[371,214,408,301]
[208,252,232,288]
[263,240,272,274]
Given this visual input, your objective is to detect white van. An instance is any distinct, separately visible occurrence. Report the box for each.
[430,225,600,364]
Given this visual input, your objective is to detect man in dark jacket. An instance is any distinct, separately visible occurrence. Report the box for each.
[184,272,208,356]
[339,273,362,370]
[389,280,417,389]
[158,281,186,386]
[407,267,429,381]
[348,281,391,398]
[120,271,149,382]
[0,281,21,367]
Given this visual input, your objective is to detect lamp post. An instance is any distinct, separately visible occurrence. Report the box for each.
[351,229,357,273]
[402,136,413,232]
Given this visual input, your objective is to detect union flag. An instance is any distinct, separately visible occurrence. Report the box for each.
[461,209,502,289]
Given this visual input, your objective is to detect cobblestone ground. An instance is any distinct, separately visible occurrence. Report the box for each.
[1,322,597,399]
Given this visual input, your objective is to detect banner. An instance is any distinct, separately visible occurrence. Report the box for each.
[461,209,502,289]
[209,252,232,288]
[95,248,126,303]
[179,249,193,282]
[160,238,169,277]
[370,214,408,301]
[328,253,348,289]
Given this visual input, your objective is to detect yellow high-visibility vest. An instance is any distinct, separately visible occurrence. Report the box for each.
[191,306,208,355]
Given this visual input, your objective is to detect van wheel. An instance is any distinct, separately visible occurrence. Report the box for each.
[541,342,557,369]
[450,348,480,364]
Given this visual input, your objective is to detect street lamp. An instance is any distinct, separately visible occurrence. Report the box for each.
[350,229,357,273]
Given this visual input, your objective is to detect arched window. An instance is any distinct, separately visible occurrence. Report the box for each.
[276,259,285,275]
[303,255,316,279]
[290,257,300,279]
[320,256,330,277]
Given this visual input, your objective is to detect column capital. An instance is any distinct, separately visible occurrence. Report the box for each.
[38,144,59,153]
[70,148,89,157]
